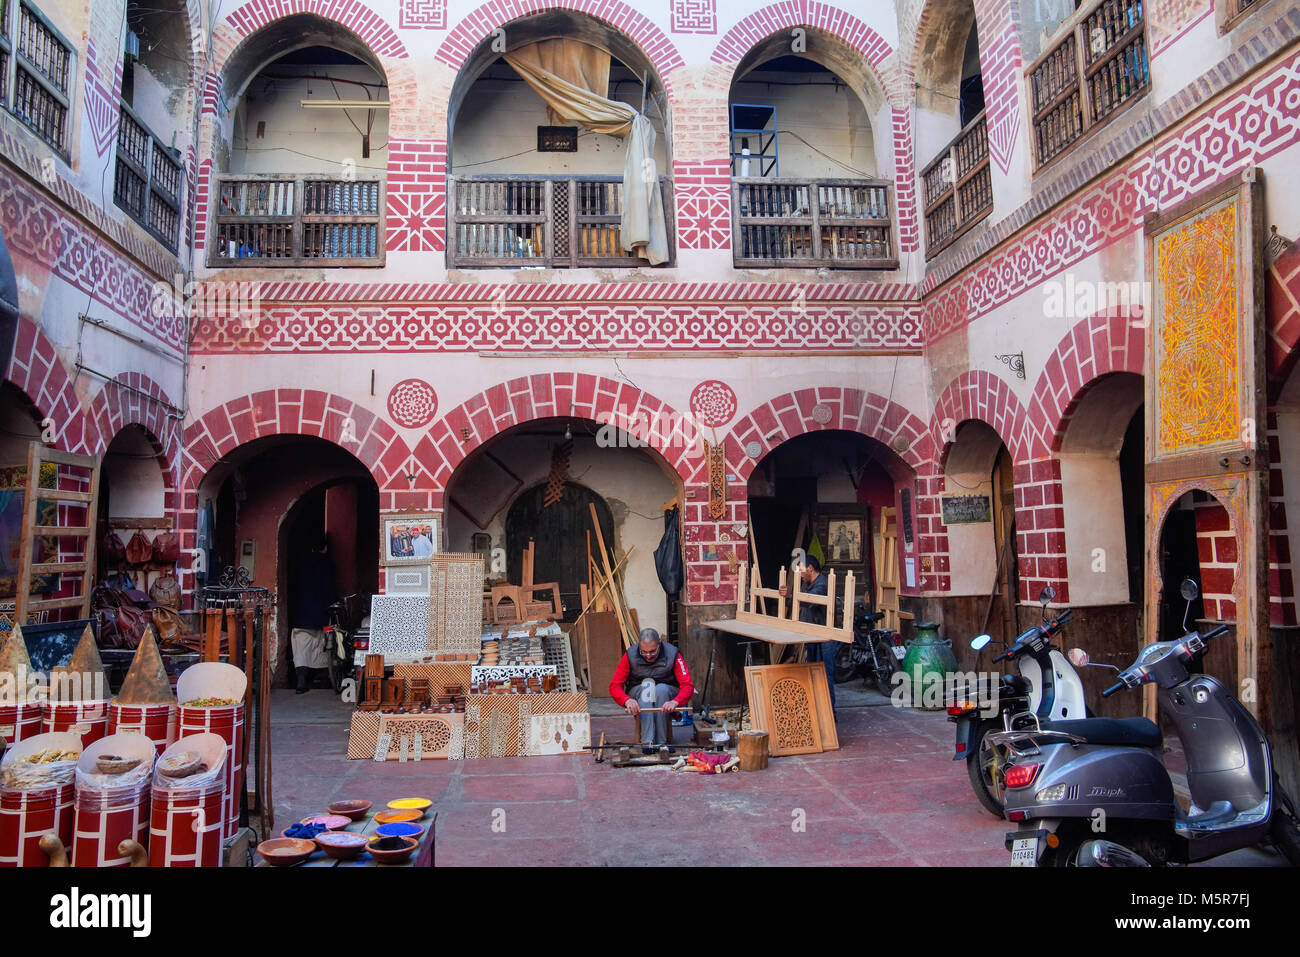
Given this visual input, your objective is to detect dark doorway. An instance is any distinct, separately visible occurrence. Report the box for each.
[506,482,614,619]
[1158,506,1203,642]
[1119,407,1145,606]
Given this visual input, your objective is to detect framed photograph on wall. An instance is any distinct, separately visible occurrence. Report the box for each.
[814,507,872,581]
[380,512,441,566]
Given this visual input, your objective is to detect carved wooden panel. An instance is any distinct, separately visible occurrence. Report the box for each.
[743,664,838,756]
[1144,169,1268,720]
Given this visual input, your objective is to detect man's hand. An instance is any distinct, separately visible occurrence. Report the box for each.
[778,586,787,597]
[625,699,640,715]
[662,700,677,713]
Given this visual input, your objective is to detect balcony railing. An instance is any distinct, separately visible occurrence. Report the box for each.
[921,111,993,259]
[113,103,181,252]
[731,178,897,269]
[1028,0,1149,168]
[447,174,674,268]
[209,174,384,267]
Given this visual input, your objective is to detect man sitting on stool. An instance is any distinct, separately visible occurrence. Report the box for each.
[609,628,694,749]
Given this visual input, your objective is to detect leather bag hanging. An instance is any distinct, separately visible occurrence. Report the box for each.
[100,530,126,564]
[151,530,180,563]
[125,530,152,565]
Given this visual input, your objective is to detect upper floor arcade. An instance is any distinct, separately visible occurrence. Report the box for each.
[1,0,1294,294]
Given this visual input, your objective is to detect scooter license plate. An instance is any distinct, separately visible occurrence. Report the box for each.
[891,645,907,660]
[1010,837,1039,867]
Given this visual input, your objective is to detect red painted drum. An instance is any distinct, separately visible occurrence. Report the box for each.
[108,702,177,756]
[148,734,227,867]
[0,702,44,745]
[176,663,248,841]
[71,734,156,867]
[43,701,110,747]
[176,703,244,839]
[0,732,83,867]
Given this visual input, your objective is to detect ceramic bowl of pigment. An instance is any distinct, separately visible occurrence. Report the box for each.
[326,799,372,821]
[300,814,350,831]
[375,821,424,841]
[386,797,431,818]
[257,838,316,867]
[314,831,369,860]
[374,809,422,826]
[366,835,418,865]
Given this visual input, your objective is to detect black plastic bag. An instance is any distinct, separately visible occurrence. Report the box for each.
[654,506,684,595]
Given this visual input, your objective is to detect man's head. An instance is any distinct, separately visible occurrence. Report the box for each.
[638,628,662,661]
[800,555,822,583]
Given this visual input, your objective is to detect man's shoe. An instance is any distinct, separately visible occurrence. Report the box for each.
[295,667,309,694]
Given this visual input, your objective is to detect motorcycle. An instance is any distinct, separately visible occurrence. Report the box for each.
[997,578,1300,867]
[834,602,905,696]
[949,585,1090,817]
[323,593,367,694]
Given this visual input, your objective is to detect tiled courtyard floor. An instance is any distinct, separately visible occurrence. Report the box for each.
[268,688,1011,866]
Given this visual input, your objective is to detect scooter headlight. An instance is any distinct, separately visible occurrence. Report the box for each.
[1035,783,1071,802]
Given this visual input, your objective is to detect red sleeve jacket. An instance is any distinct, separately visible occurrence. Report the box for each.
[608,650,694,707]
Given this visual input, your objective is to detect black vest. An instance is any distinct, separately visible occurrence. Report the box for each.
[624,641,680,694]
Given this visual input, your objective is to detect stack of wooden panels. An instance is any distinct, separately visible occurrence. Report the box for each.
[463,692,589,758]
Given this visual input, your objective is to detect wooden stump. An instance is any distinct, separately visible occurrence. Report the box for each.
[738,729,769,771]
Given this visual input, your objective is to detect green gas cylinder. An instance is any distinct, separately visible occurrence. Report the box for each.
[900,620,958,710]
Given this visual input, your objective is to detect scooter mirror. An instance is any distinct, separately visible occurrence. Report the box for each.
[971,634,993,651]
[1039,585,1056,605]
[1067,647,1090,668]
[1180,578,1199,601]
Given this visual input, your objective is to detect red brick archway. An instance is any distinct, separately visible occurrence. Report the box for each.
[5,318,87,453]
[224,0,408,58]
[435,0,685,85]
[183,390,408,494]
[419,373,697,501]
[727,387,931,482]
[932,369,1029,465]
[1026,308,1145,458]
[711,2,894,72]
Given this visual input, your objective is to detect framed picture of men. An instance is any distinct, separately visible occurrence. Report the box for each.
[380,512,441,566]
[814,507,872,583]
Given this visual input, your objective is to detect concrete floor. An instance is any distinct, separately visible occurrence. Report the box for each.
[265,684,1290,867]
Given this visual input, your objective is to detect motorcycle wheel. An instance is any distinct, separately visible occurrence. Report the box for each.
[967,718,1009,817]
[873,639,900,697]
[326,644,345,693]
[833,644,858,684]
[1037,822,1166,866]
[1270,781,1300,866]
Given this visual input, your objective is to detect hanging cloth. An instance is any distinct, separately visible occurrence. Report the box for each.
[503,39,669,265]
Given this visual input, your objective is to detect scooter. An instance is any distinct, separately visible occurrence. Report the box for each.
[949,585,1089,816]
[997,578,1300,866]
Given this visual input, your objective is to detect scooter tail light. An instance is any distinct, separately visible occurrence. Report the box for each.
[1004,763,1042,789]
[946,702,978,716]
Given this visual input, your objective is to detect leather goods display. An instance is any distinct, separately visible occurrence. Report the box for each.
[124,531,152,565]
[150,531,180,563]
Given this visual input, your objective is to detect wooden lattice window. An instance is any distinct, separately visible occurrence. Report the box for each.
[731,177,897,269]
[0,0,72,154]
[1220,0,1265,32]
[920,111,993,259]
[447,174,674,269]
[210,175,385,266]
[1027,0,1149,169]
[114,103,182,251]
